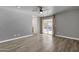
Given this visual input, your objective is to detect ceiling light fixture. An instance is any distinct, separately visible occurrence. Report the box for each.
[39,6,43,14]
[16,6,21,8]
[32,6,46,14]
[40,11,43,14]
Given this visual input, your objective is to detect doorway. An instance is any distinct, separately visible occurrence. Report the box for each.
[42,17,53,35]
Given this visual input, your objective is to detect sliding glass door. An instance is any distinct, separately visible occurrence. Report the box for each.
[42,18,53,35]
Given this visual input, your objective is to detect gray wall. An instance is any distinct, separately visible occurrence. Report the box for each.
[0,8,32,41]
[56,9,79,38]
[33,17,40,33]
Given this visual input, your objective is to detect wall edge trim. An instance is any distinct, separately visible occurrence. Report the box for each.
[56,35,79,40]
[0,34,33,43]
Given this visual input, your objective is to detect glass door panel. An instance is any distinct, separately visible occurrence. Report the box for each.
[42,18,53,34]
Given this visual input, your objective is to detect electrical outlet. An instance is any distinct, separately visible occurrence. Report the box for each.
[17,34,21,36]
[14,34,17,36]
[57,32,59,34]
[61,32,64,35]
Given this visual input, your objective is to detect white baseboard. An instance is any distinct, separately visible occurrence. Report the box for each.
[56,35,79,40]
[0,34,33,43]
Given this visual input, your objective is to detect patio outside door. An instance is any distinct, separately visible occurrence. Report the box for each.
[42,18,53,35]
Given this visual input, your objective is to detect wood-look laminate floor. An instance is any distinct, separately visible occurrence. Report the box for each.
[0,34,79,52]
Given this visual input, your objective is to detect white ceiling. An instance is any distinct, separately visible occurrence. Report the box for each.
[0,6,79,17]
